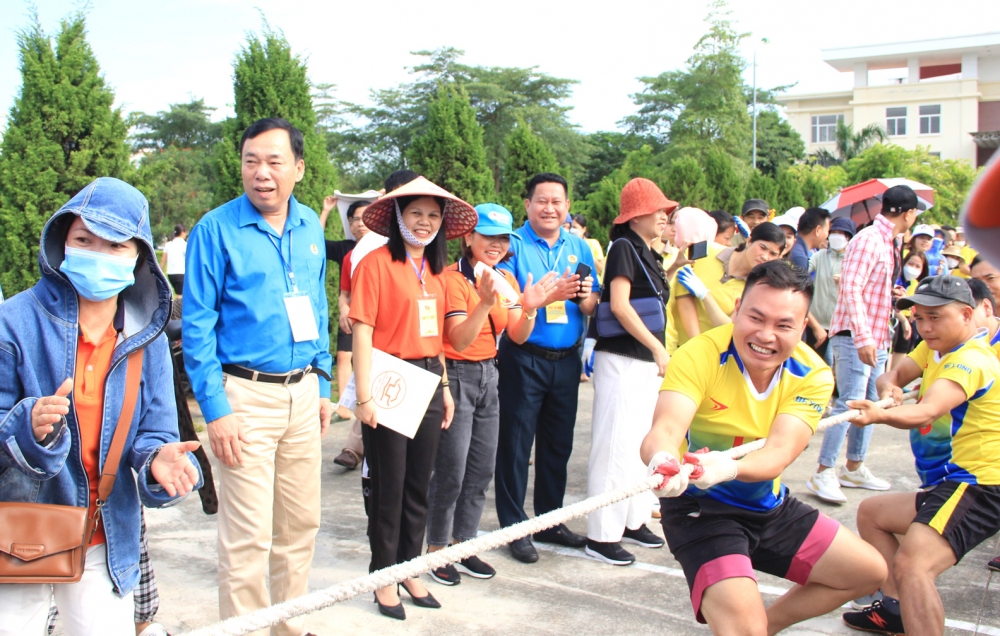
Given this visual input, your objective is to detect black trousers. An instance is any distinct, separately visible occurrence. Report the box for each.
[494,339,582,527]
[362,357,445,572]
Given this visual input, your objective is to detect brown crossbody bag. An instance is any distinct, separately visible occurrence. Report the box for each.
[0,348,144,583]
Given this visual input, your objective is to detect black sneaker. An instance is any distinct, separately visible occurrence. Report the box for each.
[455,555,496,579]
[533,523,587,548]
[990,557,1000,572]
[842,600,905,635]
[429,563,461,586]
[584,540,635,566]
[622,525,665,548]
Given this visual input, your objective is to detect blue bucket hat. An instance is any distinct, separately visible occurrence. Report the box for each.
[830,216,856,238]
[474,203,521,239]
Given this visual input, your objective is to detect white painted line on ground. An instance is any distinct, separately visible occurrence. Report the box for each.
[532,543,1000,635]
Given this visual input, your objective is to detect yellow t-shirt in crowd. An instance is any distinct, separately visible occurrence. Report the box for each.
[907,332,1000,487]
[669,244,746,353]
[951,245,978,279]
[660,324,834,511]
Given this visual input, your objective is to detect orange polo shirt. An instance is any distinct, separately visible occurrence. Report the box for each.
[442,264,522,361]
[74,323,118,546]
[349,246,446,360]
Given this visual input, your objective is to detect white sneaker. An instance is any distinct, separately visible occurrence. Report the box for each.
[838,464,891,491]
[806,469,847,504]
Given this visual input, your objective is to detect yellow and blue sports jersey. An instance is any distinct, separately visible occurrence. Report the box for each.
[660,324,834,512]
[990,323,1000,357]
[906,331,1000,488]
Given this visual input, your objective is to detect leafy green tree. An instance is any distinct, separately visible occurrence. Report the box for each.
[786,163,849,206]
[212,25,337,215]
[813,121,887,165]
[703,147,745,213]
[744,170,778,209]
[0,13,132,295]
[328,48,586,190]
[500,117,560,225]
[134,147,214,244]
[774,169,806,212]
[408,84,494,205]
[754,110,805,176]
[623,2,752,163]
[663,156,711,210]
[132,99,223,151]
[576,131,653,198]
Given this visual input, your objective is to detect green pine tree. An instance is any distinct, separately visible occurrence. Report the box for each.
[703,147,745,214]
[774,169,806,212]
[744,170,778,210]
[408,84,494,206]
[0,14,132,295]
[500,117,560,226]
[662,156,711,210]
[212,26,337,217]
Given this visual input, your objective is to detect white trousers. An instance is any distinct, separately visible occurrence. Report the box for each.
[0,544,135,636]
[587,351,662,542]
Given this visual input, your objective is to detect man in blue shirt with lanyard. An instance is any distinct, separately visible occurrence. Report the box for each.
[183,118,332,636]
[496,172,599,563]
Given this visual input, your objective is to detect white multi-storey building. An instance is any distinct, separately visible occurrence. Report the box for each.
[778,33,1000,167]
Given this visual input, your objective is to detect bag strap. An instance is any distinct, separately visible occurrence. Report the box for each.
[458,257,498,341]
[612,239,663,302]
[96,348,145,506]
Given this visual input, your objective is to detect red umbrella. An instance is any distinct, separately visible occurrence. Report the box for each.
[821,178,935,227]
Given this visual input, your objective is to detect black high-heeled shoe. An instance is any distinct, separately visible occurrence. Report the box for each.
[399,581,442,609]
[373,591,406,620]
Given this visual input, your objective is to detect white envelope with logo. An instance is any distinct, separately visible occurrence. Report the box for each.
[338,349,442,438]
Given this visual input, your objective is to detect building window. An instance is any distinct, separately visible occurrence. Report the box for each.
[930,152,941,158]
[886,107,907,136]
[811,114,843,143]
[919,105,941,135]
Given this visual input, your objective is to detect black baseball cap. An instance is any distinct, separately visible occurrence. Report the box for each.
[896,275,975,310]
[881,185,920,214]
[742,199,769,216]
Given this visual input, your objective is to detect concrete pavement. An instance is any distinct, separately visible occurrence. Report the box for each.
[138,381,1000,636]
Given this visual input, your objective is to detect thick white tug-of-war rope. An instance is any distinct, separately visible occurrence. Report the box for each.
[184,391,918,636]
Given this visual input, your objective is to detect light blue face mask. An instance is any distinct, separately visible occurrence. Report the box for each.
[60,246,138,302]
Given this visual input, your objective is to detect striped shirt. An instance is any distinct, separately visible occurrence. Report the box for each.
[829,215,900,351]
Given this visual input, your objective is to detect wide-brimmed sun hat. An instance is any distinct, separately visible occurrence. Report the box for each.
[613,178,679,225]
[361,176,478,240]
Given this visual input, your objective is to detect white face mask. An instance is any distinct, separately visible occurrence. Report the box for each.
[828,234,849,252]
[955,240,966,248]
[903,265,922,281]
[946,258,961,270]
[570,227,585,238]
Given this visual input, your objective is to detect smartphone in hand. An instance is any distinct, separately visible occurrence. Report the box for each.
[687,240,709,261]
[570,262,592,304]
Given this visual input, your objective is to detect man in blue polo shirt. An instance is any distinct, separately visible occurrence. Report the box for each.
[496,172,599,563]
[789,207,831,272]
[182,118,332,636]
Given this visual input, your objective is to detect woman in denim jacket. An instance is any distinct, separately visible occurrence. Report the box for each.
[0,177,203,635]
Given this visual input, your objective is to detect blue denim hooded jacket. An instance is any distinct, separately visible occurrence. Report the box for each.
[0,177,203,595]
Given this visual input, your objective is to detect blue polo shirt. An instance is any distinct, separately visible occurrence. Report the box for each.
[182,194,332,422]
[789,235,812,272]
[498,222,597,349]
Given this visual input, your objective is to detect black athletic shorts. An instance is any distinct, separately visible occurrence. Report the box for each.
[659,494,840,623]
[336,327,353,354]
[914,481,1000,562]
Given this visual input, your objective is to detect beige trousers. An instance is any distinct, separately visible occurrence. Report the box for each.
[218,374,321,636]
[344,417,364,456]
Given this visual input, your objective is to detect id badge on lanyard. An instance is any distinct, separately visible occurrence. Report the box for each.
[409,255,439,338]
[271,230,319,342]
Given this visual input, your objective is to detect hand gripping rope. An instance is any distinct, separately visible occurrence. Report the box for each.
[184,392,918,636]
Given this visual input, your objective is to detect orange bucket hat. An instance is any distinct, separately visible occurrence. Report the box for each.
[613,178,679,225]
[361,176,478,240]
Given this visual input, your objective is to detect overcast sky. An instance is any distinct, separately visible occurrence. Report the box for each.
[0,0,997,134]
